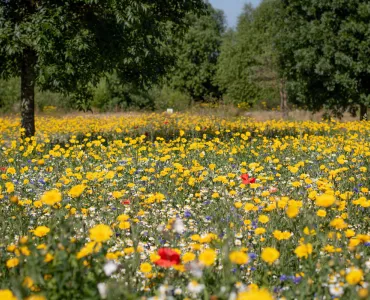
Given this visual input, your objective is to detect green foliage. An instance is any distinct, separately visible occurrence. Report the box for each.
[216,2,281,108]
[152,85,191,111]
[92,74,155,112]
[92,76,192,112]
[169,4,226,101]
[249,0,282,108]
[278,0,370,118]
[0,0,207,109]
[0,78,19,113]
[0,78,71,113]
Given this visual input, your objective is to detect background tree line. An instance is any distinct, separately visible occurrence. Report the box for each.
[1,0,370,135]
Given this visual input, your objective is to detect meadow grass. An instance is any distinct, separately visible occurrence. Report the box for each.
[0,113,369,300]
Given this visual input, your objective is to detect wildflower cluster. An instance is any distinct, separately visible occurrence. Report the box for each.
[0,113,370,299]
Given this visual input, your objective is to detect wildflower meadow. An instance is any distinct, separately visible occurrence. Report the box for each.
[1,113,370,300]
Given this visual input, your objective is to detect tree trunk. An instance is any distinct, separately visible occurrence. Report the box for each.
[360,104,367,121]
[21,48,37,137]
[280,79,288,119]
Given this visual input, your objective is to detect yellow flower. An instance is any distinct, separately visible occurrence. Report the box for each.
[26,296,47,300]
[330,218,347,230]
[315,194,336,207]
[255,227,266,235]
[6,257,19,269]
[6,167,16,175]
[6,182,14,193]
[237,288,274,300]
[41,190,62,206]
[37,244,47,250]
[244,203,256,211]
[150,253,161,263]
[140,263,152,273]
[182,252,196,264]
[119,221,130,230]
[20,246,30,256]
[112,191,123,199]
[346,268,363,285]
[291,181,301,187]
[286,204,299,218]
[68,184,85,198]
[23,276,34,288]
[124,247,135,255]
[273,230,291,240]
[89,224,113,243]
[345,229,356,238]
[229,251,249,265]
[76,242,99,259]
[199,249,217,266]
[258,215,269,224]
[234,202,243,209]
[316,209,327,217]
[117,214,130,221]
[173,264,185,272]
[0,290,17,300]
[261,247,280,264]
[32,226,50,237]
[44,253,54,263]
[358,288,368,298]
[33,200,43,208]
[7,244,16,252]
[294,243,313,259]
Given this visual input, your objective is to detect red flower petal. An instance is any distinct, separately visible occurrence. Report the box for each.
[154,248,181,267]
[241,174,256,184]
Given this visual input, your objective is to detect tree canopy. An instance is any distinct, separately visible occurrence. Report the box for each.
[215,1,282,109]
[169,4,226,101]
[278,0,370,119]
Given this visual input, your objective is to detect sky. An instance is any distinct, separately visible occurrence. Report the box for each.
[209,0,261,28]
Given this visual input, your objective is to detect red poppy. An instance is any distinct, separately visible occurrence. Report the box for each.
[0,167,6,172]
[164,120,169,125]
[241,174,256,184]
[121,199,130,205]
[154,248,181,268]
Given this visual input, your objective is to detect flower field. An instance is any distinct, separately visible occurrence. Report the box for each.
[1,113,370,300]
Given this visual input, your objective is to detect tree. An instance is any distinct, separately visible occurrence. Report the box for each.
[0,0,206,136]
[215,4,260,107]
[249,0,286,115]
[92,73,155,112]
[169,4,226,102]
[216,2,283,110]
[278,0,370,119]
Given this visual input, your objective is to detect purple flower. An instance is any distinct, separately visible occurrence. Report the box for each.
[248,253,257,260]
[293,277,302,284]
[280,275,288,281]
[184,211,192,218]
[252,221,257,229]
